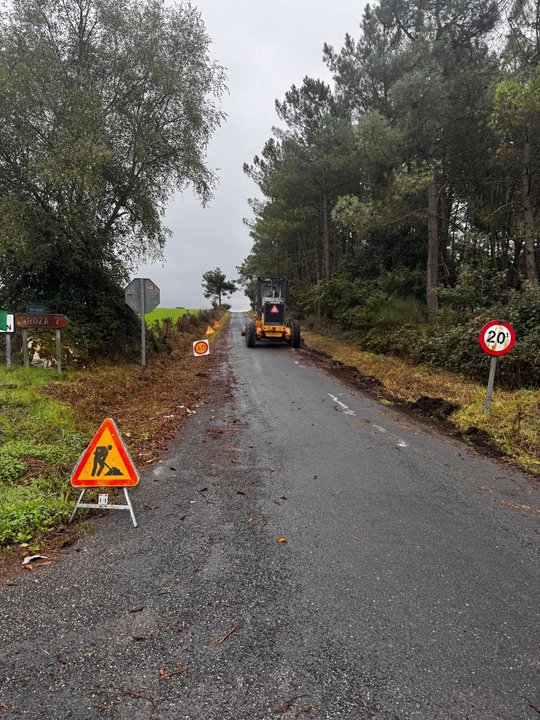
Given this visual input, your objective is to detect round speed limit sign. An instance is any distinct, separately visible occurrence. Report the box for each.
[479,321,516,356]
[193,339,210,357]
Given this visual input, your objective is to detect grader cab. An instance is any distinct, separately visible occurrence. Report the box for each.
[244,277,300,348]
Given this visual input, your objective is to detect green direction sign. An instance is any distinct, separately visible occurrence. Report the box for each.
[0,309,14,333]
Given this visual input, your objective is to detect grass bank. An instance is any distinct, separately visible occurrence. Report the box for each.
[302,330,540,476]
[0,309,226,560]
[0,368,85,547]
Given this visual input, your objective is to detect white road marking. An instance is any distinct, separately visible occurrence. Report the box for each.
[329,396,410,448]
[328,393,356,416]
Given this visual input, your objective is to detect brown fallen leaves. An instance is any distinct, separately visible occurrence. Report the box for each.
[158,663,189,680]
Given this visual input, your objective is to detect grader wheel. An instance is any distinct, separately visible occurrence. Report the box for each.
[245,318,257,347]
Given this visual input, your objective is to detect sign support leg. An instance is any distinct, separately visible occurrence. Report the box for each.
[140,277,146,369]
[69,488,138,526]
[124,488,138,527]
[69,489,86,523]
[21,329,29,369]
[5,333,11,369]
[483,356,498,414]
[56,329,62,374]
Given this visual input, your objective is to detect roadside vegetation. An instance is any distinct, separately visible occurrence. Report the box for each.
[0,0,226,358]
[303,331,540,476]
[0,310,225,564]
[238,0,540,391]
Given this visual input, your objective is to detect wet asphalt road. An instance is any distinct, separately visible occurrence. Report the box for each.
[0,312,539,719]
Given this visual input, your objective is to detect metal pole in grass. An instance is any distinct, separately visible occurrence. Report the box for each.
[140,277,146,369]
[56,329,62,374]
[483,356,497,414]
[21,328,29,369]
[478,321,516,415]
[5,332,11,368]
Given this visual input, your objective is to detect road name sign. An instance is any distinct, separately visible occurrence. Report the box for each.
[15,313,69,329]
[193,339,210,356]
[479,321,516,356]
[71,417,139,488]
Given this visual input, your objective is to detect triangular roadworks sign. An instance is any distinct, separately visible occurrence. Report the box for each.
[71,418,139,487]
[205,325,215,335]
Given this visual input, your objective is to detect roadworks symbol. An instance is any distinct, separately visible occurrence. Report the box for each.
[205,325,215,336]
[70,418,139,488]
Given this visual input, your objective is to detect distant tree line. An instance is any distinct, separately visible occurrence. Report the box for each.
[239,0,540,386]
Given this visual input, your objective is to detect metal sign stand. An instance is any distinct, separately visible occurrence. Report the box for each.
[483,356,498,414]
[5,333,11,368]
[69,488,138,527]
[140,277,146,369]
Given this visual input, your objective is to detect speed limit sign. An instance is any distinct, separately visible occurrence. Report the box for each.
[192,339,210,357]
[479,321,516,356]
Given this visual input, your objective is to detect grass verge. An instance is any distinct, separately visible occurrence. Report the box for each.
[302,330,540,476]
[0,310,226,565]
[0,368,86,548]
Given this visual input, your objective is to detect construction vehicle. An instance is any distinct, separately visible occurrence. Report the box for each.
[244,277,300,348]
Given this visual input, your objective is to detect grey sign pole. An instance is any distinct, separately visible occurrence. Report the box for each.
[483,356,498,414]
[5,333,11,368]
[56,329,62,374]
[21,329,29,369]
[140,277,146,369]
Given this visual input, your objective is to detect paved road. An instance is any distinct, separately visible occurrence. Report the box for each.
[1,312,539,719]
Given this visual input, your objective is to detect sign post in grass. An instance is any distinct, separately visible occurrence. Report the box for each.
[479,321,516,414]
[124,278,160,368]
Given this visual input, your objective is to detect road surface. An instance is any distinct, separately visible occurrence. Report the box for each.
[0,312,539,719]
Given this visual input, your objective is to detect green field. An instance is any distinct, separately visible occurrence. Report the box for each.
[145,307,201,326]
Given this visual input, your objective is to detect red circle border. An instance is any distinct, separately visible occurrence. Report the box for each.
[479,320,516,356]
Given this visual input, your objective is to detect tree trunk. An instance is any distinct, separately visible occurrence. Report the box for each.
[522,133,539,284]
[322,183,330,281]
[439,189,452,282]
[426,178,439,320]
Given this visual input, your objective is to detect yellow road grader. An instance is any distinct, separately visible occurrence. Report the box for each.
[244,277,300,348]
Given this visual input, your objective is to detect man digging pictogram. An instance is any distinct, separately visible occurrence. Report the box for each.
[91,444,122,477]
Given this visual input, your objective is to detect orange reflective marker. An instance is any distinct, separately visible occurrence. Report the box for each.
[213,321,220,329]
[205,325,215,336]
[71,418,139,488]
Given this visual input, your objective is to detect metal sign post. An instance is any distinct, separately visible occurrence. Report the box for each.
[124,278,160,369]
[140,277,146,368]
[5,333,11,368]
[478,320,516,414]
[483,356,498,414]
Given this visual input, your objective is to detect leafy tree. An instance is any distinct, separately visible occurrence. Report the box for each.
[0,0,226,349]
[201,268,237,307]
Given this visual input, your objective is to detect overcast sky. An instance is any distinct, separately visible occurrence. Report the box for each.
[137,1,366,310]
